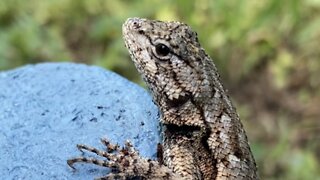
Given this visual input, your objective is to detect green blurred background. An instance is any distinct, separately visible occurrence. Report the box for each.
[0,0,319,179]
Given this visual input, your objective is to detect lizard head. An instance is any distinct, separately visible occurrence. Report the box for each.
[123,18,214,126]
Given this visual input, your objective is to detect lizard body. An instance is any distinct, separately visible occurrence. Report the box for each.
[68,17,258,180]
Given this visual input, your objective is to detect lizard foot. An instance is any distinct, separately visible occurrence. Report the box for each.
[67,138,179,179]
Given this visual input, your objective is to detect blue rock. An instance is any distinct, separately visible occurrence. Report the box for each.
[0,63,160,180]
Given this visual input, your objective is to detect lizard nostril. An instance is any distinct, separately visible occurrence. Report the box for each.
[133,22,141,29]
[125,18,143,30]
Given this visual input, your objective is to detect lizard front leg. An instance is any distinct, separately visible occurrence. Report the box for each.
[67,138,183,180]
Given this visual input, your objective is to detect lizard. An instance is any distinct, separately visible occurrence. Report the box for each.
[67,17,259,180]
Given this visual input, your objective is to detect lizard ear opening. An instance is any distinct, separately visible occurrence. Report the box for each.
[166,92,191,108]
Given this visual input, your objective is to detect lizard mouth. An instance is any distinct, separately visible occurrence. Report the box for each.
[122,18,159,77]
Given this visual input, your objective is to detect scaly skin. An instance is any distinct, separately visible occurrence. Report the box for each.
[68,17,258,180]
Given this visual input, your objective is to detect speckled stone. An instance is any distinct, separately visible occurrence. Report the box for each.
[0,63,160,180]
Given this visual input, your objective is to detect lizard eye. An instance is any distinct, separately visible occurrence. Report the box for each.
[155,43,170,57]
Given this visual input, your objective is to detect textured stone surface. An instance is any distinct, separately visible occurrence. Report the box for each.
[0,63,160,180]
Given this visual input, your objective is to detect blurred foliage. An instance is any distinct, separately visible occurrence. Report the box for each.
[1,0,320,179]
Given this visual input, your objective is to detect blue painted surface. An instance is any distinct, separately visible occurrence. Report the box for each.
[0,63,160,180]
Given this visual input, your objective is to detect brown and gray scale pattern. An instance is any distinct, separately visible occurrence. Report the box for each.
[68,17,259,180]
